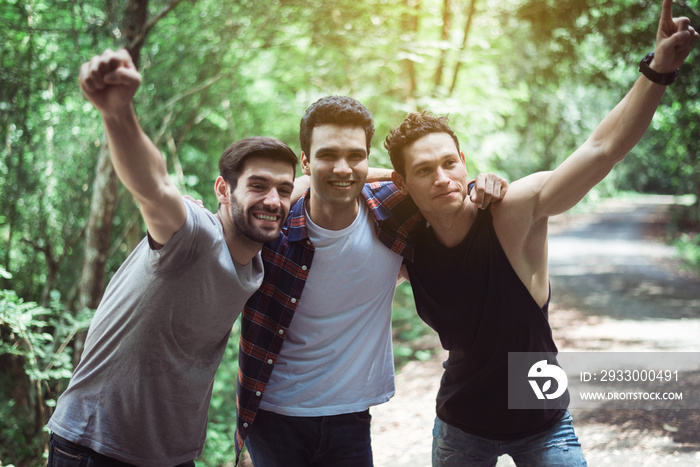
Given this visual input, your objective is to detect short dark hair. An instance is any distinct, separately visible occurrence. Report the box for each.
[384,111,460,177]
[299,96,375,157]
[219,136,297,190]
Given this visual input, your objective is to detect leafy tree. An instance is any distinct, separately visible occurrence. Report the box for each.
[1,0,698,463]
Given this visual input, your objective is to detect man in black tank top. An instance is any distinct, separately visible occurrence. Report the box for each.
[384,2,697,465]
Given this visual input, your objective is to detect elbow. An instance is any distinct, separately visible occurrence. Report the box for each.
[135,178,179,209]
[590,126,639,166]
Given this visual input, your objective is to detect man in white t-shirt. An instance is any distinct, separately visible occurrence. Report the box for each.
[46,49,297,466]
[235,96,506,466]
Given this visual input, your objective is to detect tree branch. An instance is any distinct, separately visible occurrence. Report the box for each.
[677,1,699,21]
[144,0,190,43]
[128,0,191,52]
[448,0,478,96]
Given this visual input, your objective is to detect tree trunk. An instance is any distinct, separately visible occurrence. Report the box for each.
[73,142,120,367]
[433,0,451,93]
[124,0,149,66]
[402,0,420,100]
[71,0,186,367]
[448,0,478,96]
[72,0,150,368]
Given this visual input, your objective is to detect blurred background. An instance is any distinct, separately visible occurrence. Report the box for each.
[1,0,699,464]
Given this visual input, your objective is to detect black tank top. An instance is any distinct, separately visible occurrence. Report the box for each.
[406,207,566,439]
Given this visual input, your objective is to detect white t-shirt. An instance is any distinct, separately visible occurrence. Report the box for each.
[259,201,403,416]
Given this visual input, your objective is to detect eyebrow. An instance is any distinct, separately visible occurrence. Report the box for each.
[247,175,294,188]
[410,161,431,172]
[314,146,367,154]
[410,154,458,171]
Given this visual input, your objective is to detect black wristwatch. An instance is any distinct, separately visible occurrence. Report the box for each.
[639,52,679,86]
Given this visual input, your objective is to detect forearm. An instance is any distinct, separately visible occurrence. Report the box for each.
[101,105,177,206]
[101,105,185,245]
[367,167,393,182]
[534,77,666,219]
[534,0,697,219]
[588,75,666,162]
[291,174,309,205]
[80,49,185,245]
[591,0,696,159]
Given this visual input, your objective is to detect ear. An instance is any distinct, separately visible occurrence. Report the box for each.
[391,171,408,195]
[215,176,230,205]
[301,151,311,176]
[459,151,466,163]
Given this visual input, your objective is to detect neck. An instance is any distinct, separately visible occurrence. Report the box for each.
[424,201,477,248]
[216,212,261,265]
[305,195,360,230]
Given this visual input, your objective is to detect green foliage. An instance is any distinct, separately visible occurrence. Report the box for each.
[391,283,439,365]
[1,0,120,303]
[0,284,91,368]
[0,267,93,465]
[3,0,700,463]
[5,0,699,305]
[675,233,700,275]
[670,199,700,275]
[597,2,700,207]
[198,320,241,465]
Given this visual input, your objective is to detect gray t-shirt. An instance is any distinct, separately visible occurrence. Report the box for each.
[48,199,263,466]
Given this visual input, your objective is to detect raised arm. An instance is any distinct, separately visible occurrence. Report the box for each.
[532,0,697,220]
[80,49,186,247]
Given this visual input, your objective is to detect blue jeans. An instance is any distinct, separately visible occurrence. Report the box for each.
[245,408,373,467]
[47,434,195,467]
[432,411,587,467]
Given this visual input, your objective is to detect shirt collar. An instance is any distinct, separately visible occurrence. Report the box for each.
[362,182,398,222]
[284,190,311,243]
[284,184,392,243]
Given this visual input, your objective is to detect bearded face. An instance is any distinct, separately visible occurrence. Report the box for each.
[221,157,295,246]
[228,190,286,244]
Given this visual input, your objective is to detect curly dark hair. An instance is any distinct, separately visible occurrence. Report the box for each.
[384,111,460,177]
[299,96,375,157]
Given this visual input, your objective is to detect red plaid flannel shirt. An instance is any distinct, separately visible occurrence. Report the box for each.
[234,181,420,463]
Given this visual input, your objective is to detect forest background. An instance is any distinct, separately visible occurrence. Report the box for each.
[1,0,699,465]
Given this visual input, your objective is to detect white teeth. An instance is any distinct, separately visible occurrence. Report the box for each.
[332,181,352,187]
[255,214,277,221]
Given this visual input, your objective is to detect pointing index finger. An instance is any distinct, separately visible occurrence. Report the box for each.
[661,0,674,23]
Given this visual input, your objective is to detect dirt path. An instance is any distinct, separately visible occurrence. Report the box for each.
[370,195,700,466]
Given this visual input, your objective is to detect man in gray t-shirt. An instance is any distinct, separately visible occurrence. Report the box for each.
[46,49,297,466]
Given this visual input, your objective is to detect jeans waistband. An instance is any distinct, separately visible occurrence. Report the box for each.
[50,433,137,466]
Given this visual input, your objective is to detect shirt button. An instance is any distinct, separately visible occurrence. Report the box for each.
[256,391,262,397]
[291,298,297,304]
[301,265,308,271]
[267,359,273,364]
[243,422,249,428]
[278,329,284,335]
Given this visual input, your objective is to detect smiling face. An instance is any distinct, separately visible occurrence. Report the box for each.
[394,132,469,219]
[222,156,295,244]
[301,124,369,226]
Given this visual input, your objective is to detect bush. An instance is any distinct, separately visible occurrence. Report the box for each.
[675,233,700,277]
[0,268,92,466]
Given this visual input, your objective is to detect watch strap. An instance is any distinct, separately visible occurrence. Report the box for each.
[639,52,679,86]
